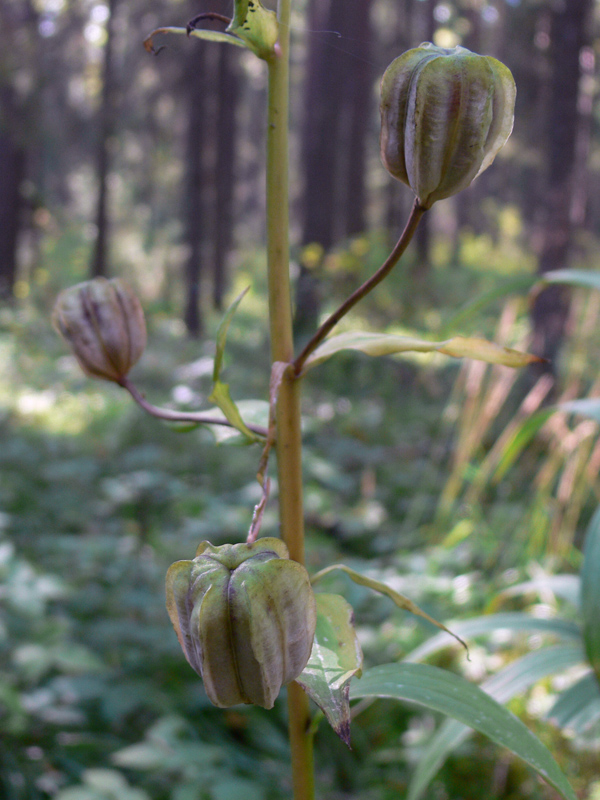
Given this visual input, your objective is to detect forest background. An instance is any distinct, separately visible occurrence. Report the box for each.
[2,0,600,798]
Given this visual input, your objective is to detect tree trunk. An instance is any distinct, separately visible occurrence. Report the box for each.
[530,0,593,371]
[295,0,370,337]
[90,0,118,278]
[183,43,209,337]
[340,0,374,239]
[213,44,239,311]
[0,118,26,300]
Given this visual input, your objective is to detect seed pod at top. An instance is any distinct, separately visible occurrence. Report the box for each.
[166,538,317,709]
[380,42,516,209]
[52,278,146,383]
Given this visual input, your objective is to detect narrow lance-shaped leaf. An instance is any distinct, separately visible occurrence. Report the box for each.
[406,644,585,800]
[581,507,600,682]
[303,331,542,373]
[491,407,555,483]
[541,269,600,292]
[443,268,600,337]
[404,612,582,663]
[559,398,600,426]
[208,381,262,443]
[312,564,467,653]
[213,286,249,383]
[144,27,247,54]
[207,287,262,443]
[547,672,600,734]
[350,663,577,800]
[206,400,270,445]
[295,594,363,747]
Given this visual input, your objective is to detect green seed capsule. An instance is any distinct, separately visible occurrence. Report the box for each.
[380,42,516,209]
[52,278,146,383]
[166,538,317,709]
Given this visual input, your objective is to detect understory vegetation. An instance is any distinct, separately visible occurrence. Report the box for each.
[2,225,600,800]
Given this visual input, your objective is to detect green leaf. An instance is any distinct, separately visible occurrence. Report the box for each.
[208,381,261,443]
[228,0,278,59]
[303,331,541,372]
[111,743,169,771]
[52,643,105,674]
[82,770,129,794]
[54,790,103,800]
[442,273,539,335]
[581,507,600,682]
[492,407,555,482]
[350,663,577,800]
[405,613,581,663]
[559,398,600,425]
[143,27,246,54]
[212,779,266,800]
[295,594,363,747]
[496,574,581,608]
[406,644,585,800]
[213,287,249,383]
[206,399,269,445]
[312,564,467,652]
[542,269,600,291]
[547,671,600,734]
[203,288,263,442]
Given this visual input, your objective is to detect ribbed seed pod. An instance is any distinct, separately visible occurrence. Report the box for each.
[380,42,516,209]
[52,278,146,382]
[166,538,317,709]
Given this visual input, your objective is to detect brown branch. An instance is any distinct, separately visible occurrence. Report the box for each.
[119,377,268,437]
[292,200,426,376]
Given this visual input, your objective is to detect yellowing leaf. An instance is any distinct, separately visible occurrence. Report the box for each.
[303,331,542,372]
[438,337,543,367]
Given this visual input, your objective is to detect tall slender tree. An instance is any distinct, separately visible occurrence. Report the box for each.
[338,0,374,238]
[183,41,210,336]
[213,44,239,311]
[90,0,119,278]
[0,0,38,300]
[0,86,27,300]
[295,0,375,337]
[531,0,593,370]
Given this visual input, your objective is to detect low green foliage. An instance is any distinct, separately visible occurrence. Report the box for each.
[2,227,600,797]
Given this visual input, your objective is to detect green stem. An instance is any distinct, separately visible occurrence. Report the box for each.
[265,4,314,799]
[293,200,426,375]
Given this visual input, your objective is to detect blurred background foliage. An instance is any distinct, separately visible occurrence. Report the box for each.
[2,0,600,797]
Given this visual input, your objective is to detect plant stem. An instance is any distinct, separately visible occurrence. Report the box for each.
[293,200,426,375]
[120,378,267,436]
[265,4,314,799]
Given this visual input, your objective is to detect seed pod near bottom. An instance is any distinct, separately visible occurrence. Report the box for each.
[166,538,317,709]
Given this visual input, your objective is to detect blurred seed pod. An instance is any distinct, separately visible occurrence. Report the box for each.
[380,42,516,209]
[52,278,146,382]
[166,538,317,709]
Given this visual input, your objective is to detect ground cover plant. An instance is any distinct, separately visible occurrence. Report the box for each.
[3,2,600,799]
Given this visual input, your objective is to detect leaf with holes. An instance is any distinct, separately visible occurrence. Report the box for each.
[228,0,278,59]
[296,594,363,747]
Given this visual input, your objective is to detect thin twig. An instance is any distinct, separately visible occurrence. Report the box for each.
[186,12,231,35]
[119,377,268,437]
[292,200,426,376]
